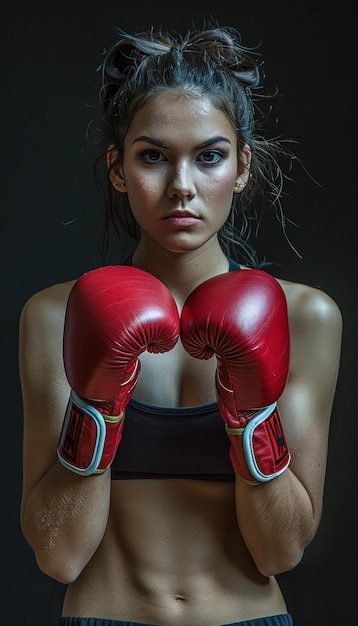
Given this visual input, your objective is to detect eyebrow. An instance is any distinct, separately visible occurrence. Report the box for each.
[132,135,232,149]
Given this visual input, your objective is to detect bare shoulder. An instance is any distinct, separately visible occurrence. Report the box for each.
[276,277,342,390]
[19,279,77,387]
[278,277,342,335]
[20,279,76,326]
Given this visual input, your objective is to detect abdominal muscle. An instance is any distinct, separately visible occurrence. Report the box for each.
[62,477,287,625]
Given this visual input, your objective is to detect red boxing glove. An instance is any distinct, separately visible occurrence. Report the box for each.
[57,266,180,475]
[181,269,290,484]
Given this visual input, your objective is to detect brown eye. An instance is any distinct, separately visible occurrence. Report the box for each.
[141,150,166,163]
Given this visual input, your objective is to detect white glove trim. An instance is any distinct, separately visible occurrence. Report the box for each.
[57,391,107,476]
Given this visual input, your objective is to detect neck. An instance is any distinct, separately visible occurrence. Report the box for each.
[131,239,229,301]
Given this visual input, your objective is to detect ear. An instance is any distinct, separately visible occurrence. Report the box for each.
[234,144,252,193]
[107,144,127,192]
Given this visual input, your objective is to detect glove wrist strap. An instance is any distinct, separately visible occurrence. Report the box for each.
[57,391,123,476]
[225,403,291,484]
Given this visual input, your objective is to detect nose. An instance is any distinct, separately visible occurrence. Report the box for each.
[167,164,196,200]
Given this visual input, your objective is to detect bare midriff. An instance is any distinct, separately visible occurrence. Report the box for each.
[62,478,287,625]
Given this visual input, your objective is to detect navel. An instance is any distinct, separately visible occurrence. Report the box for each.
[175,594,187,602]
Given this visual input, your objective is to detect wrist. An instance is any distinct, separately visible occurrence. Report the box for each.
[57,391,124,476]
[225,403,291,483]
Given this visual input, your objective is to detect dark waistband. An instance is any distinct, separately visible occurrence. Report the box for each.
[59,613,293,625]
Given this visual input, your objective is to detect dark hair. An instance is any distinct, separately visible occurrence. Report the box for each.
[94,23,295,266]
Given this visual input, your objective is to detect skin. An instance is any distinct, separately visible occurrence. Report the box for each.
[19,91,342,624]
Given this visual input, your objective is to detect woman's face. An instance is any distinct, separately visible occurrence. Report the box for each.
[111,90,250,255]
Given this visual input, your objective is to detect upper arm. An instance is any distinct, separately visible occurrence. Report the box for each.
[278,284,342,522]
[19,283,73,524]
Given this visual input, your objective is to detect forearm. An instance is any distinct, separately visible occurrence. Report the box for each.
[235,468,317,577]
[21,459,111,583]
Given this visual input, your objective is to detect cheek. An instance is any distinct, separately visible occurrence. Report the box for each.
[125,174,162,226]
[125,175,158,214]
[205,170,236,203]
[128,172,163,199]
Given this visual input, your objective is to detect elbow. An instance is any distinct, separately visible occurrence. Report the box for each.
[21,528,81,584]
[255,508,319,577]
[21,529,85,584]
[35,549,85,584]
[255,543,306,578]
[20,507,92,584]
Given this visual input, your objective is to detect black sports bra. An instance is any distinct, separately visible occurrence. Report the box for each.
[111,258,240,482]
[111,399,235,481]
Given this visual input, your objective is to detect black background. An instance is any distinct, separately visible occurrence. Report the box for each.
[2,1,357,624]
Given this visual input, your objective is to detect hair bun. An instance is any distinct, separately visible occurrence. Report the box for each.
[182,27,261,89]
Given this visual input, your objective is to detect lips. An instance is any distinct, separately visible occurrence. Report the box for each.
[163,210,201,226]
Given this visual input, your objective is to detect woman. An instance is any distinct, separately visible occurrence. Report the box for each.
[19,24,342,626]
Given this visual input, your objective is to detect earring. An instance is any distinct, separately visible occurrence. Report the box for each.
[113,182,127,193]
[114,182,126,191]
[234,182,246,192]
